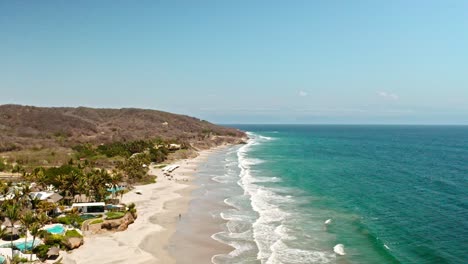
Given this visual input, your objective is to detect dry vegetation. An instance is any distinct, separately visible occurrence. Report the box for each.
[0,105,246,168]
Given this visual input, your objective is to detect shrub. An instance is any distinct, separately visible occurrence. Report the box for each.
[127,203,137,218]
[12,256,29,263]
[72,143,96,158]
[55,214,85,227]
[105,211,126,220]
[33,244,51,260]
[0,158,6,172]
[90,219,103,225]
[55,217,71,225]
[43,234,64,246]
[64,229,82,238]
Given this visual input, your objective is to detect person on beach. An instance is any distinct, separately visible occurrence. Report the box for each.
[179,213,181,220]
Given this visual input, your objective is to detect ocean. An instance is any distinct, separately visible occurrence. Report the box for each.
[188,125,468,264]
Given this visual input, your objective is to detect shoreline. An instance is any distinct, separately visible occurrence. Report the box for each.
[168,146,237,264]
[62,145,232,264]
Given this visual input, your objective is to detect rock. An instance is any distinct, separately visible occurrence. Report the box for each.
[101,220,120,230]
[101,212,135,231]
[63,236,84,250]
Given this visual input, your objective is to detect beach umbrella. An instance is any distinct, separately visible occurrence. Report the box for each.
[6,226,20,236]
[1,219,12,228]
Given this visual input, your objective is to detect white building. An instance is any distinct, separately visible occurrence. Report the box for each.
[72,202,106,214]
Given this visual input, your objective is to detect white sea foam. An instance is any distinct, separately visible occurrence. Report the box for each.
[237,134,296,262]
[250,176,282,183]
[220,211,253,223]
[223,196,249,210]
[212,231,257,258]
[333,244,346,255]
[212,175,231,183]
[215,132,334,264]
[267,240,336,264]
[243,157,265,165]
[212,227,259,264]
[274,224,296,241]
[226,219,253,234]
[259,135,275,141]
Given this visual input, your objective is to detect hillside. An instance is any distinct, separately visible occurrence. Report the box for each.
[0,104,245,153]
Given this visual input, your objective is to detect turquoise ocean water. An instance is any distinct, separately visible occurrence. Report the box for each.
[210,125,467,264]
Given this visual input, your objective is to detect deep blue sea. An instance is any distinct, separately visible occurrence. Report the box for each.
[211,125,468,264]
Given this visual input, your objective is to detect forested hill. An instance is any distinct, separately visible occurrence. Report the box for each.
[0,104,245,152]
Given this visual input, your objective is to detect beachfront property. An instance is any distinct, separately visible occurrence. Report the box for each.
[72,202,106,214]
[29,191,63,204]
[0,177,136,263]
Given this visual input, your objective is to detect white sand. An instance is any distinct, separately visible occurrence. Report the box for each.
[62,148,220,264]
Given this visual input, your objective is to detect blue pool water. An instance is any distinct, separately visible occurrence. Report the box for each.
[107,186,125,193]
[46,224,65,234]
[80,214,100,221]
[15,241,37,251]
[0,255,5,263]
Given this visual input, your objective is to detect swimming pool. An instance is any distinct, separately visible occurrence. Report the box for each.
[46,224,65,234]
[14,241,37,251]
[80,214,100,221]
[0,255,5,263]
[107,186,125,193]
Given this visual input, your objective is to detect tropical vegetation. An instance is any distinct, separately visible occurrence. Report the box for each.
[0,139,172,262]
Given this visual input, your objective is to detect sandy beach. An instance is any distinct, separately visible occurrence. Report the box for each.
[62,146,230,264]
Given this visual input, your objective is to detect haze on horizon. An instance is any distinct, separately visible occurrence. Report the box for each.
[1,1,467,125]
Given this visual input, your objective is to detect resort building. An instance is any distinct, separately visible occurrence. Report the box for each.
[29,191,63,204]
[71,202,106,214]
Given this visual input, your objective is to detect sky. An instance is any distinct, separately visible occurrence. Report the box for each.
[1,1,467,124]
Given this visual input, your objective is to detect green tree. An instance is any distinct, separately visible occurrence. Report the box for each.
[29,222,42,261]
[127,203,137,219]
[5,204,20,256]
[20,210,36,253]
[0,225,7,241]
[87,169,112,202]
[117,154,150,184]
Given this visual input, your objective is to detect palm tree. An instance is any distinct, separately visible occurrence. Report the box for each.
[11,188,22,204]
[87,169,111,202]
[37,201,57,217]
[20,183,31,206]
[20,210,35,253]
[29,222,41,262]
[28,212,49,261]
[5,204,20,257]
[0,225,7,241]
[0,181,9,196]
[37,212,49,226]
[30,196,41,210]
[127,203,137,219]
[32,168,47,189]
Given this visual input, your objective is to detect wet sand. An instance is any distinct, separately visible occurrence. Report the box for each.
[169,146,237,264]
[63,146,231,264]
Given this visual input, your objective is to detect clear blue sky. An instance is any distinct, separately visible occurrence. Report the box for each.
[1,1,467,124]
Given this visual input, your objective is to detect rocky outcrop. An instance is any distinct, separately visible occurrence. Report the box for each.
[63,236,84,250]
[101,212,135,231]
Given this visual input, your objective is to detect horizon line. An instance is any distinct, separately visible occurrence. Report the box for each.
[220,123,468,126]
